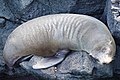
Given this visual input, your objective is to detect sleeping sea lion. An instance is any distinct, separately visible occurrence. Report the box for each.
[3,14,116,69]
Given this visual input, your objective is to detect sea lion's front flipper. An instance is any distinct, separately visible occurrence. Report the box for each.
[20,49,70,69]
[32,49,69,69]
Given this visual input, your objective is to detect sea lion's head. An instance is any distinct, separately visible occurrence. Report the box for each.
[90,40,116,64]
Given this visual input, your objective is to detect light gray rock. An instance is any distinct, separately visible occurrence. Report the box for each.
[19,0,34,9]
[0,18,6,28]
[21,51,113,80]
[5,0,106,20]
[4,0,33,18]
[0,50,5,73]
[104,0,120,75]
[105,0,120,44]
[114,45,120,74]
[0,0,14,19]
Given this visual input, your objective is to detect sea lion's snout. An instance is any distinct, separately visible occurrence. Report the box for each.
[102,40,116,64]
[97,47,113,64]
[90,40,116,64]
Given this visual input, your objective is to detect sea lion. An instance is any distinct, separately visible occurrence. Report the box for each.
[3,14,116,69]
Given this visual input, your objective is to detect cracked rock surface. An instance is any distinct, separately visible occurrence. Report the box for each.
[0,0,118,80]
[103,0,120,76]
[21,51,113,80]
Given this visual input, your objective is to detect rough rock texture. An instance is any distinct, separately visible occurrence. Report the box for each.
[114,46,120,74]
[4,0,106,20]
[106,0,120,45]
[21,51,113,80]
[0,0,118,80]
[104,0,120,76]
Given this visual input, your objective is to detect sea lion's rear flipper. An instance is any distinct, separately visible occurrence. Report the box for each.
[20,49,70,69]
